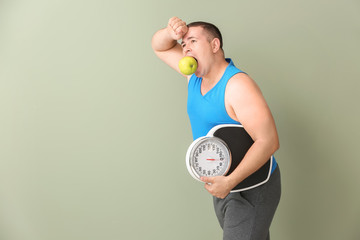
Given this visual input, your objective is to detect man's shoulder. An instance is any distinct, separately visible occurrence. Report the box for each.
[226,72,260,101]
[228,72,254,88]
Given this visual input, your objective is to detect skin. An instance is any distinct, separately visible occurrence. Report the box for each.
[152,17,279,199]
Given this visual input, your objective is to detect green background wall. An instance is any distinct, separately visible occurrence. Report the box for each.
[1,0,359,239]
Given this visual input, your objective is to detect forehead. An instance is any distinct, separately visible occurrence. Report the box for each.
[183,26,206,41]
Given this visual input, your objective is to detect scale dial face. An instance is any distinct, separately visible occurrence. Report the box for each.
[188,137,231,180]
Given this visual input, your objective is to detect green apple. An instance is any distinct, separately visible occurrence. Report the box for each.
[178,56,198,75]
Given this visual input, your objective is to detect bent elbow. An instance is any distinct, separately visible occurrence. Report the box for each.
[273,138,280,153]
[275,142,280,152]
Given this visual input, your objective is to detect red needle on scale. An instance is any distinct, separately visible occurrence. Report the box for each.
[207,158,215,161]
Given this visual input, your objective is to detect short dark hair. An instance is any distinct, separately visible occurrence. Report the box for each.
[187,21,223,49]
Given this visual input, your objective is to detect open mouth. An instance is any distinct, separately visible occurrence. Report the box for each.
[193,57,198,68]
[186,54,198,63]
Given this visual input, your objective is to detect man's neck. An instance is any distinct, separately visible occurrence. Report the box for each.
[202,57,229,85]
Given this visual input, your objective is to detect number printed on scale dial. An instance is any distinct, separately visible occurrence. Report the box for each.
[191,138,231,177]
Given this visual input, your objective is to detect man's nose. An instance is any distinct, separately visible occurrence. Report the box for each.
[184,46,191,54]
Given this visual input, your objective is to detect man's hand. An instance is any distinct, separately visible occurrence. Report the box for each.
[201,176,235,199]
[167,17,188,41]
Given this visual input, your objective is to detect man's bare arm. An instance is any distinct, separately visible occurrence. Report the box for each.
[151,17,187,75]
[226,75,279,188]
[202,74,279,199]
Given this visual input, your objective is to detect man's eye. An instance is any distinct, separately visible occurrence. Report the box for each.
[191,40,196,43]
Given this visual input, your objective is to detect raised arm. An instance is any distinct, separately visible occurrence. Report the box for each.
[151,17,187,76]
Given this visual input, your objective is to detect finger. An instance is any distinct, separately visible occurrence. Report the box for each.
[168,16,179,26]
[204,182,212,191]
[168,17,182,28]
[172,20,185,29]
[177,26,188,36]
[201,176,215,183]
[173,24,186,36]
[169,17,185,29]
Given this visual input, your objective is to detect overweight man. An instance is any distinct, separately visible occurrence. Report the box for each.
[151,17,281,240]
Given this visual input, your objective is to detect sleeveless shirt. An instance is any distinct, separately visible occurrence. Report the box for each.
[187,58,277,173]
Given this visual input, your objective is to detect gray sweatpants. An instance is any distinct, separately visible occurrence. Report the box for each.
[213,166,281,240]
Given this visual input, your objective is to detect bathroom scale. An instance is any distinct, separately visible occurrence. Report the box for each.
[186,124,273,192]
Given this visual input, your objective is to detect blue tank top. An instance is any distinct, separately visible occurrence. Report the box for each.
[187,58,277,173]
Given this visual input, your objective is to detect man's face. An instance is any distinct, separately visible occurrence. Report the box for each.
[181,26,214,77]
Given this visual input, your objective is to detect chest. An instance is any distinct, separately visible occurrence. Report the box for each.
[200,81,217,96]
[188,79,238,123]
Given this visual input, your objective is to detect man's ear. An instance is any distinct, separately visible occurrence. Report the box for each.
[211,38,221,53]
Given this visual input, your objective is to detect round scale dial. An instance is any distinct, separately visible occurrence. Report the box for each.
[186,137,232,181]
